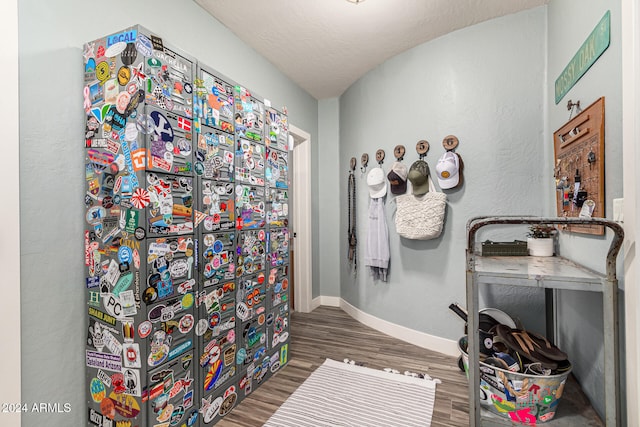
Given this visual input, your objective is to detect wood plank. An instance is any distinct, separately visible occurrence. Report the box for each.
[216,306,469,427]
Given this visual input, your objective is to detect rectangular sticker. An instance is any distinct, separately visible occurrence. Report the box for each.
[86,350,122,372]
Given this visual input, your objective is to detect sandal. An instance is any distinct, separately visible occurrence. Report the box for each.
[494,325,568,370]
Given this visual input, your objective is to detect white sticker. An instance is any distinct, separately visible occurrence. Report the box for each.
[123,343,141,368]
[102,329,123,355]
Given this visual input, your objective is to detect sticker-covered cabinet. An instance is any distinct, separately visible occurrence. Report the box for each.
[84,25,199,427]
[85,26,290,427]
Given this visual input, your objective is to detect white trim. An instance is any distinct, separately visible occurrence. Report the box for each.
[622,0,639,425]
[327,299,459,357]
[317,296,341,308]
[290,124,313,313]
[1,1,21,425]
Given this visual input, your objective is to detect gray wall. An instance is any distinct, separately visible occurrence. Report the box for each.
[17,1,318,426]
[547,0,623,419]
[317,98,341,297]
[338,7,547,341]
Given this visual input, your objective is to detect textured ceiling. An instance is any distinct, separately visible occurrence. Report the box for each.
[196,0,548,99]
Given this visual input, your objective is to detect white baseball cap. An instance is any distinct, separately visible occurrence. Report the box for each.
[435,152,460,189]
[366,167,387,198]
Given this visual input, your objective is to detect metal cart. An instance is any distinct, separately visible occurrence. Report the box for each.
[465,216,624,426]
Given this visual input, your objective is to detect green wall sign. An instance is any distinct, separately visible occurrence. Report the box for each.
[555,10,610,104]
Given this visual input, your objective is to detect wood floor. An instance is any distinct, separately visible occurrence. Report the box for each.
[217,305,469,427]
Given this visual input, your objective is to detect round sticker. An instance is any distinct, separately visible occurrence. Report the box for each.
[138,320,152,338]
[95,61,110,84]
[179,314,194,334]
[134,227,146,240]
[181,293,194,310]
[117,66,131,86]
[213,240,224,254]
[258,230,266,241]
[209,312,221,329]
[136,114,155,134]
[203,234,215,247]
[195,319,208,336]
[124,122,138,142]
[142,287,157,305]
[115,92,131,115]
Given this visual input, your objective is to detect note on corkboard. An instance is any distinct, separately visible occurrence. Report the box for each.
[553,97,605,235]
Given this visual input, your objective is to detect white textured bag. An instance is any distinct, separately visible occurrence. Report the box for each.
[395,176,447,240]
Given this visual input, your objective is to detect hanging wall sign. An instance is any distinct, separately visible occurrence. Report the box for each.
[555,10,610,104]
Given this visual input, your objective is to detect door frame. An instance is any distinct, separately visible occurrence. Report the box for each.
[2,1,21,425]
[622,0,639,424]
[290,124,313,313]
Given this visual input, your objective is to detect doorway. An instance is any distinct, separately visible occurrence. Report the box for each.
[289,124,312,313]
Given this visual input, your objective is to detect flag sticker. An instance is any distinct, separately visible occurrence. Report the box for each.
[178,117,192,132]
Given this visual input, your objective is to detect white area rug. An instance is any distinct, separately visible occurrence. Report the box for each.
[263,358,438,427]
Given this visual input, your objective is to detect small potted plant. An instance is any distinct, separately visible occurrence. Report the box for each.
[527,224,556,257]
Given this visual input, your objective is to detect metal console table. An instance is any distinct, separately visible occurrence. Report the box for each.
[465,216,624,427]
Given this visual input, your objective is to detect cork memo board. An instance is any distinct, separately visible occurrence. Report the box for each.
[553,97,605,235]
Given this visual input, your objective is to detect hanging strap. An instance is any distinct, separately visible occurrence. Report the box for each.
[348,171,357,270]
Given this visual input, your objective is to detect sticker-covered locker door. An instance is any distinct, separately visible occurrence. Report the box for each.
[145,172,194,237]
[144,43,194,119]
[194,68,235,134]
[147,350,198,426]
[144,105,194,176]
[266,107,289,152]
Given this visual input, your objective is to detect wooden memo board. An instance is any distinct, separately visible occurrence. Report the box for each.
[553,97,605,235]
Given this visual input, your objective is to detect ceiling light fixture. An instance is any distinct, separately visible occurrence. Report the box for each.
[346,0,365,4]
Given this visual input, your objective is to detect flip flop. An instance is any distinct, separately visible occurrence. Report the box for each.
[494,325,567,370]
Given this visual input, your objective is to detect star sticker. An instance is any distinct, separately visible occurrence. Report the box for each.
[131,63,147,85]
[181,371,194,390]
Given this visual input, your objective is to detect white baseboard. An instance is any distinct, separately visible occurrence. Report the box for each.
[311,295,341,310]
[315,297,458,357]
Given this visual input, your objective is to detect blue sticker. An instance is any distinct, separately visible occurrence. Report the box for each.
[118,245,133,264]
[213,240,224,254]
[136,34,153,57]
[236,348,247,365]
[85,58,96,73]
[107,29,137,48]
[86,276,100,288]
[150,110,174,142]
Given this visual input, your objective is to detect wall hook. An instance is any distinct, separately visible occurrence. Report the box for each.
[376,149,385,165]
[442,135,459,152]
[394,145,405,161]
[416,140,429,160]
[361,153,369,173]
[567,99,581,119]
[349,157,357,172]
